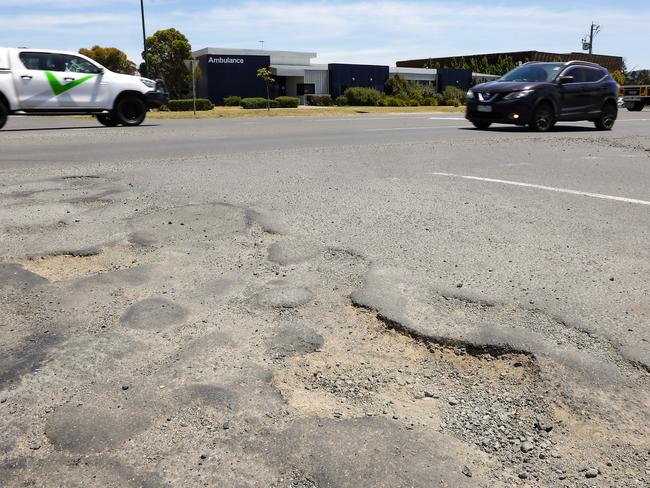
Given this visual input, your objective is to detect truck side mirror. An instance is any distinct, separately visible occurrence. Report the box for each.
[558,75,575,84]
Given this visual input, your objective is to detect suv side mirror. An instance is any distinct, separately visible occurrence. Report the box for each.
[558,75,575,84]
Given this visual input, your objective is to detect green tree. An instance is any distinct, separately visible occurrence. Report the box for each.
[79,45,136,74]
[256,67,275,111]
[143,28,193,98]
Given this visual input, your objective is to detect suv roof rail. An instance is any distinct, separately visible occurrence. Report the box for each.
[564,60,603,68]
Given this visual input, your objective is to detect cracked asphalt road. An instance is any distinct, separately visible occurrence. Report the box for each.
[1,112,649,487]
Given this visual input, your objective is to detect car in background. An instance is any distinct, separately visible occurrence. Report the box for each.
[465,61,619,131]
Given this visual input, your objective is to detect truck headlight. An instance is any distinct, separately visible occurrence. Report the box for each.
[503,90,533,100]
[140,78,156,89]
[466,89,475,100]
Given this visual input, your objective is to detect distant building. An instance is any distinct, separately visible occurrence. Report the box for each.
[397,50,624,73]
[192,47,499,104]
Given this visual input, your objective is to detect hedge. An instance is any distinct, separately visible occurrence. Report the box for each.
[275,96,300,108]
[166,99,214,111]
[306,94,334,106]
[343,87,382,106]
[335,95,348,106]
[223,96,241,106]
[240,97,280,109]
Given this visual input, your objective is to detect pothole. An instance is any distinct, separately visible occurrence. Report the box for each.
[274,306,544,438]
[19,244,155,282]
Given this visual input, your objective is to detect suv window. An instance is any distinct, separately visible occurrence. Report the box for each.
[562,67,586,83]
[19,52,65,71]
[583,67,605,83]
[61,54,101,74]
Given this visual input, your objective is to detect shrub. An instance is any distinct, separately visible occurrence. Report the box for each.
[223,96,241,106]
[275,96,300,108]
[377,96,405,107]
[158,104,170,112]
[166,98,214,111]
[402,98,420,107]
[440,86,466,106]
[335,95,348,106]
[306,94,334,106]
[343,87,382,106]
[240,97,279,109]
[421,97,439,106]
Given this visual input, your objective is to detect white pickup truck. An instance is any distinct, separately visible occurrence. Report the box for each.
[0,47,168,130]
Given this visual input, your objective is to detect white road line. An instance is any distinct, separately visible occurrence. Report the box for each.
[430,172,650,206]
[429,117,467,120]
[366,125,465,132]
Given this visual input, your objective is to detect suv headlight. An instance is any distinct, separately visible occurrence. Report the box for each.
[466,89,475,100]
[140,78,156,89]
[503,90,533,100]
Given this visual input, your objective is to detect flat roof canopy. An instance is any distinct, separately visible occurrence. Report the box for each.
[193,47,317,67]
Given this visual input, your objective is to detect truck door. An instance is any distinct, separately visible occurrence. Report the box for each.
[12,51,62,109]
[57,54,107,108]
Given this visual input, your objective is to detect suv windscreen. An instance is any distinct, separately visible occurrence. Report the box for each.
[500,63,565,83]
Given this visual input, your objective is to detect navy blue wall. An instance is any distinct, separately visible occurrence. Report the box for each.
[328,63,390,98]
[197,54,270,104]
[437,69,473,91]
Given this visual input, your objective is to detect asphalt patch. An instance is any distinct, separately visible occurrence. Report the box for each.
[255,287,314,308]
[120,297,188,330]
[0,263,48,289]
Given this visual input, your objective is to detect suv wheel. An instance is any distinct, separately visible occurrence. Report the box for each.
[530,102,555,132]
[114,95,147,126]
[0,100,8,130]
[472,121,492,130]
[627,101,644,112]
[96,113,118,127]
[594,103,617,131]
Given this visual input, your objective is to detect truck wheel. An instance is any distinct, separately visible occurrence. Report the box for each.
[472,121,492,130]
[0,100,8,130]
[594,103,617,131]
[96,113,118,127]
[530,102,555,132]
[627,102,644,112]
[114,95,147,126]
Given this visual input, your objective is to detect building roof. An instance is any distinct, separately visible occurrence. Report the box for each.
[397,50,624,72]
[193,48,316,67]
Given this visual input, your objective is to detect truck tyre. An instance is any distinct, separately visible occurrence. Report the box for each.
[0,100,8,130]
[530,102,555,132]
[96,113,118,127]
[627,101,644,112]
[472,121,491,130]
[114,95,147,126]
[594,102,617,131]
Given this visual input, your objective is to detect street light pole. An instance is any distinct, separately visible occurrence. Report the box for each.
[140,0,149,77]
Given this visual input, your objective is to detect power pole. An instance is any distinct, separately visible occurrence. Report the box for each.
[140,0,149,77]
[581,22,601,55]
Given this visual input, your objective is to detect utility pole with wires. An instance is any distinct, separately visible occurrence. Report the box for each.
[581,22,601,55]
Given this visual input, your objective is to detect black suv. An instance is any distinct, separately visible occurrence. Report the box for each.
[466,61,619,131]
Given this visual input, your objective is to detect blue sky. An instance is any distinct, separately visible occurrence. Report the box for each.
[1,1,648,70]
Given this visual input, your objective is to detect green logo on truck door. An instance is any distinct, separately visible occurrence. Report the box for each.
[45,71,95,96]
